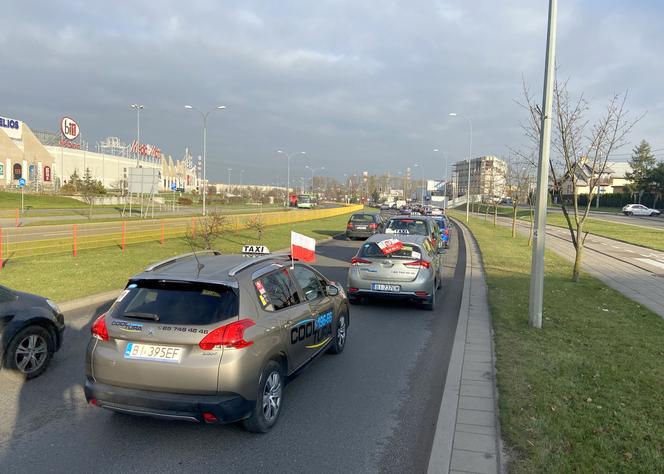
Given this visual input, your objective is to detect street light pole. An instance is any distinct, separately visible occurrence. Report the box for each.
[185,104,226,216]
[305,165,325,194]
[449,113,473,221]
[277,150,306,207]
[130,104,143,168]
[227,168,232,187]
[529,0,558,329]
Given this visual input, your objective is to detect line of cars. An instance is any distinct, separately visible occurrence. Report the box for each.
[2,209,452,434]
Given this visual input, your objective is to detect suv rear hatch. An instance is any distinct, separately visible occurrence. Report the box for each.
[352,241,425,282]
[90,279,239,394]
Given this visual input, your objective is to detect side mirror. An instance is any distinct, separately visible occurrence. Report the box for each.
[326,285,340,296]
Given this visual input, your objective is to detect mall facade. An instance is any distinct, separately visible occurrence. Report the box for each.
[0,115,199,192]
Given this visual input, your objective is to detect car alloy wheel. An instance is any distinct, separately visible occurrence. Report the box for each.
[262,371,282,423]
[337,315,347,348]
[15,334,49,375]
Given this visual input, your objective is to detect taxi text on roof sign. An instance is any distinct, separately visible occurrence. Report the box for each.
[242,245,270,254]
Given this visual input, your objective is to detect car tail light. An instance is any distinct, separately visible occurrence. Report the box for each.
[203,412,218,423]
[444,229,449,236]
[91,313,109,341]
[199,318,256,350]
[89,399,99,407]
[368,223,377,230]
[415,291,429,296]
[348,287,359,293]
[351,257,371,265]
[347,223,354,229]
[404,260,431,269]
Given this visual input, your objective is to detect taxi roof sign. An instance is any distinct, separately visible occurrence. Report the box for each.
[242,245,270,255]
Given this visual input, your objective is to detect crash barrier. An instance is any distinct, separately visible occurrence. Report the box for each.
[0,204,363,267]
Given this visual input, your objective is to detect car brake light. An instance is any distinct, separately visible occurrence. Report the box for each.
[351,257,371,265]
[415,291,429,296]
[404,260,430,269]
[348,287,359,293]
[347,223,354,229]
[91,313,109,341]
[368,223,377,230]
[203,412,218,423]
[444,229,449,236]
[199,318,256,350]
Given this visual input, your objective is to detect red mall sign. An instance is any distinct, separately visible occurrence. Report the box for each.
[43,166,52,182]
[130,140,162,158]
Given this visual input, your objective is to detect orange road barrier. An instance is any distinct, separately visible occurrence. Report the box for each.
[73,224,78,257]
[15,209,18,227]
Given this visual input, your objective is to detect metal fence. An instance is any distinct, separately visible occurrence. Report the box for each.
[0,205,363,267]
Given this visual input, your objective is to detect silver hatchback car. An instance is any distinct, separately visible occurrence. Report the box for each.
[346,234,443,310]
[84,251,349,432]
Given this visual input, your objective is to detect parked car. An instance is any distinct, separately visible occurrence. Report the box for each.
[622,204,661,217]
[0,285,65,380]
[346,213,385,240]
[84,251,349,432]
[347,234,443,310]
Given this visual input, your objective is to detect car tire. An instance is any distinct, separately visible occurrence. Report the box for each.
[3,325,54,380]
[651,212,658,217]
[627,211,633,216]
[243,360,284,433]
[423,284,437,311]
[327,312,348,355]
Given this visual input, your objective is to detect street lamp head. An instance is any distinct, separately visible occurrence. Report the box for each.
[277,150,284,154]
[448,112,457,117]
[433,149,439,152]
[130,104,144,109]
[217,105,226,109]
[184,105,193,109]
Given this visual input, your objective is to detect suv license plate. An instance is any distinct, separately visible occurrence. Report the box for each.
[356,225,367,230]
[124,343,183,363]
[371,283,401,292]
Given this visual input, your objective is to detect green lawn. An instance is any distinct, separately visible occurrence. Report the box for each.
[0,213,352,302]
[0,191,95,210]
[461,215,664,473]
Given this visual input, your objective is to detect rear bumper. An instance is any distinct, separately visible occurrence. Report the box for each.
[348,288,432,302]
[346,230,376,238]
[84,379,253,423]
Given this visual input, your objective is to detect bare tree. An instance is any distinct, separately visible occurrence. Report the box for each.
[518,76,641,281]
[245,214,265,240]
[504,156,535,238]
[186,209,227,250]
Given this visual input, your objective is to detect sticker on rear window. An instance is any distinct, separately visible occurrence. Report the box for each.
[201,289,221,297]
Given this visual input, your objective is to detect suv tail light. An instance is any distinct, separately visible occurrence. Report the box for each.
[368,223,377,230]
[199,318,256,350]
[404,259,430,269]
[91,313,109,341]
[347,223,354,229]
[351,257,371,265]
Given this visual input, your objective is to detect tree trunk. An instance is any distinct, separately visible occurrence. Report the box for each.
[512,206,517,238]
[484,204,489,221]
[493,205,497,227]
[572,225,583,282]
[528,206,534,247]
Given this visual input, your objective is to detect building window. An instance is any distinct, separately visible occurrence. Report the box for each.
[0,163,3,178]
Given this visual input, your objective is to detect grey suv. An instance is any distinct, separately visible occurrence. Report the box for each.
[84,251,349,432]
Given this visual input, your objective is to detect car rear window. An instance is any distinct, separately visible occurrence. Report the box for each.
[359,242,423,259]
[109,280,239,325]
[350,214,375,223]
[386,219,428,236]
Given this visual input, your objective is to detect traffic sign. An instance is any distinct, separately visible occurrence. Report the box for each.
[170,183,177,191]
[18,178,26,187]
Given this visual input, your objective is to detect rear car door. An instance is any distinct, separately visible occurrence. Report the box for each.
[291,265,335,358]
[90,280,238,395]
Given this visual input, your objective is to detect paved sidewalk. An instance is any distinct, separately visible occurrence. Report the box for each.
[489,214,664,319]
[428,221,503,474]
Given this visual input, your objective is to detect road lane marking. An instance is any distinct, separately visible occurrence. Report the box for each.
[635,258,664,270]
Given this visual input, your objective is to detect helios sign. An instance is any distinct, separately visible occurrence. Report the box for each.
[0,115,23,140]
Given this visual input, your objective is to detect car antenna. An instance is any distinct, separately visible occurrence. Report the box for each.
[187,240,205,277]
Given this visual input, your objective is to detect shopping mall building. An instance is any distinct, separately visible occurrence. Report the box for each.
[0,115,199,192]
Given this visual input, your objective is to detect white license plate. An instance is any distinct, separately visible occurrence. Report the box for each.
[371,283,401,292]
[356,225,367,230]
[124,343,183,363]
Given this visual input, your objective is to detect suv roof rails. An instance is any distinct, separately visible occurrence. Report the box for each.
[228,254,291,277]
[145,250,222,272]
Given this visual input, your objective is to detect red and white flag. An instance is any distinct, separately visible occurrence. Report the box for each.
[291,231,316,262]
[376,238,404,255]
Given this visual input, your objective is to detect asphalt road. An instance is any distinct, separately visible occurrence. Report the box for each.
[0,227,465,473]
[547,207,664,229]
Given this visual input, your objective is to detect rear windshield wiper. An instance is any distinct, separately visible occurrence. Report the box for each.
[122,311,160,321]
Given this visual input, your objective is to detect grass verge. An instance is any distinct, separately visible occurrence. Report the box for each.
[0,213,352,302]
[461,215,664,473]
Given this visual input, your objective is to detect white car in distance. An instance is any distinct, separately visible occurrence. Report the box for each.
[621,204,661,217]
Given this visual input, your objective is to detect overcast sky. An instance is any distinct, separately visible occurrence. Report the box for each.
[2,0,662,184]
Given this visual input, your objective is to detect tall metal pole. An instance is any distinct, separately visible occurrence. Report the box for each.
[466,118,473,222]
[528,0,558,329]
[202,115,207,216]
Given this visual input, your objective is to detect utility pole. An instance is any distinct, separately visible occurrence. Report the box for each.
[528,0,558,329]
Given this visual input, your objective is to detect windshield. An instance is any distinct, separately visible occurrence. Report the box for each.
[298,194,312,203]
[350,214,375,223]
[386,219,428,236]
[359,242,423,259]
[109,280,239,325]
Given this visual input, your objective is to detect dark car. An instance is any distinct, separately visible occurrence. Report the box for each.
[346,213,385,240]
[0,285,65,379]
[431,215,451,249]
[385,215,443,250]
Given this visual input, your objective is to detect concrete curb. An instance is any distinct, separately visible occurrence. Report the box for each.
[427,219,473,473]
[427,219,504,474]
[57,233,346,314]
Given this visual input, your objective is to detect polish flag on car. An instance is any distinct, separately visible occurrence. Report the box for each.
[291,231,316,262]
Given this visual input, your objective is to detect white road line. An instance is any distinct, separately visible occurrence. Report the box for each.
[635,258,664,270]
[611,245,621,249]
[625,249,635,253]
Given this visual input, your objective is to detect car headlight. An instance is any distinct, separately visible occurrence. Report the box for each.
[46,299,61,314]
